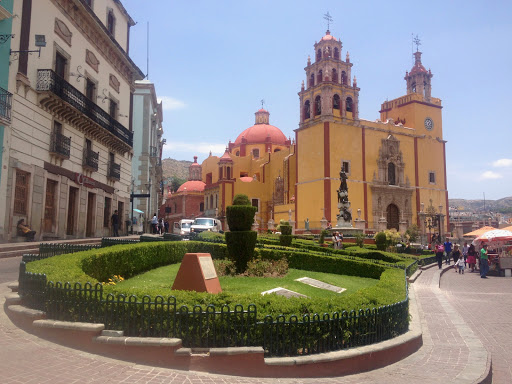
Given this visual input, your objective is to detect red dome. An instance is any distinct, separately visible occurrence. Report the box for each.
[177,180,205,193]
[320,30,337,41]
[234,124,287,146]
[239,176,254,183]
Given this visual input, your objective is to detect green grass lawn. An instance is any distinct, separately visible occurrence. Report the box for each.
[113,263,379,299]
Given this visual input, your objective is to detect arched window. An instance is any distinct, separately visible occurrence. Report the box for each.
[174,203,177,213]
[346,97,353,112]
[219,167,223,180]
[317,70,323,83]
[333,94,340,110]
[317,49,322,60]
[332,68,338,83]
[411,82,416,93]
[304,100,311,119]
[309,73,315,87]
[334,47,339,59]
[200,202,204,212]
[388,162,396,185]
[205,197,208,209]
[314,95,321,116]
[341,71,347,85]
[235,151,240,156]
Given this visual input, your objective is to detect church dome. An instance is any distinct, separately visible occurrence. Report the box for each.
[320,30,337,41]
[176,180,205,193]
[234,108,287,146]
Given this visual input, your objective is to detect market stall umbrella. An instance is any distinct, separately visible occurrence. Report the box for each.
[473,229,512,244]
[501,225,512,232]
[463,226,496,237]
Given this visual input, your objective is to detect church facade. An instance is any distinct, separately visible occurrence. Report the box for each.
[179,30,448,235]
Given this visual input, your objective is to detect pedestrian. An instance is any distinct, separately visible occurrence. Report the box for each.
[452,244,462,271]
[164,220,169,233]
[444,237,453,265]
[462,241,469,267]
[480,244,489,278]
[158,218,164,235]
[435,242,444,269]
[467,244,477,272]
[332,232,338,249]
[151,213,158,234]
[111,210,119,237]
[455,254,465,274]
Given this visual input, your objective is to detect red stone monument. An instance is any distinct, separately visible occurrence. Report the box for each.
[171,253,222,293]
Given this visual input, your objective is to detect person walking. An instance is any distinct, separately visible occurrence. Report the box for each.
[467,244,477,272]
[151,214,158,234]
[435,242,444,269]
[111,210,119,237]
[462,241,469,267]
[480,244,489,278]
[455,254,465,274]
[452,244,462,271]
[444,237,453,265]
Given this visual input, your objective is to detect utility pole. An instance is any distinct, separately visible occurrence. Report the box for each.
[130,178,134,234]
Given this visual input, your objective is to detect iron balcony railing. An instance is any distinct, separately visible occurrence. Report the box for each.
[49,132,71,159]
[82,148,99,172]
[36,69,133,147]
[0,86,12,123]
[150,146,157,157]
[107,160,121,181]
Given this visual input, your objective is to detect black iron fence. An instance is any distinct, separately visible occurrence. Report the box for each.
[49,131,71,158]
[0,86,12,122]
[18,261,409,357]
[83,148,99,171]
[36,69,133,147]
[101,237,140,247]
[38,243,101,259]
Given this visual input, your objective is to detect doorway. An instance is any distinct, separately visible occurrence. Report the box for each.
[117,201,124,234]
[386,204,399,230]
[44,180,58,233]
[86,192,95,237]
[66,187,78,236]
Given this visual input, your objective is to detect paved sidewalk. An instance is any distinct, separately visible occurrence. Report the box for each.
[0,265,496,383]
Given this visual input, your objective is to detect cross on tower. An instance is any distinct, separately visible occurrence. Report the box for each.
[323,11,333,31]
[260,99,265,109]
[413,34,421,52]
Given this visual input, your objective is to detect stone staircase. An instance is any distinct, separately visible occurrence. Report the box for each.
[0,238,102,259]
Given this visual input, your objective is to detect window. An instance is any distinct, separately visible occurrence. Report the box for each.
[346,97,353,112]
[103,197,111,227]
[333,94,340,110]
[54,121,62,134]
[317,70,323,83]
[316,49,322,61]
[429,171,436,184]
[55,52,67,78]
[107,9,115,35]
[200,202,204,212]
[315,95,321,116]
[109,99,117,118]
[235,151,240,156]
[334,47,339,59]
[206,173,212,185]
[251,198,259,212]
[86,78,96,101]
[342,161,350,174]
[332,68,338,83]
[252,148,260,158]
[14,170,30,215]
[304,100,311,119]
[85,138,92,151]
[309,73,315,87]
[341,71,347,85]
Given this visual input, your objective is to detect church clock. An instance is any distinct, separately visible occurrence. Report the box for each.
[424,117,434,131]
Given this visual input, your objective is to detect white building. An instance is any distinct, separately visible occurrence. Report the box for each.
[2,0,144,241]
[131,80,164,232]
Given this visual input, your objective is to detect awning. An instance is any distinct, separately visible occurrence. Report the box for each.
[133,208,144,214]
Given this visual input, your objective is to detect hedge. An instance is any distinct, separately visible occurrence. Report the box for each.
[225,231,258,273]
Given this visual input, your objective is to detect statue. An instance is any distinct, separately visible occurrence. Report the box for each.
[305,218,310,231]
[336,167,352,227]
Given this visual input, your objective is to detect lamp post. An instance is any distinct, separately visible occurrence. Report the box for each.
[130,178,134,235]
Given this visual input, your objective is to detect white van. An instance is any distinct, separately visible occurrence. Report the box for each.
[173,219,194,238]
[190,218,223,235]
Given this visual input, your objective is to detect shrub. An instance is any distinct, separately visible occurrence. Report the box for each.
[354,232,365,248]
[319,229,329,244]
[232,194,251,206]
[244,258,289,277]
[375,232,387,251]
[226,205,257,231]
[225,231,258,273]
[405,224,419,242]
[279,235,293,247]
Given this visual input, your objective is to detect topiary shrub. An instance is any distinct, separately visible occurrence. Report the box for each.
[319,229,329,244]
[225,194,257,273]
[354,232,365,248]
[278,221,293,246]
[375,231,387,251]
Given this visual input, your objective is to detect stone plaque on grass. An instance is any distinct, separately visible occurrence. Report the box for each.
[295,277,346,293]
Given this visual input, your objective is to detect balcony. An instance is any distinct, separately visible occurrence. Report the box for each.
[150,146,157,157]
[49,132,71,159]
[36,69,133,152]
[82,148,99,172]
[0,86,12,123]
[107,160,121,181]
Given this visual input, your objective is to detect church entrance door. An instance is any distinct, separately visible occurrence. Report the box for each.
[386,204,399,230]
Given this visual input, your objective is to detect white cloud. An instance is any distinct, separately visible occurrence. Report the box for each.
[163,141,226,155]
[480,171,503,180]
[157,96,186,111]
[492,159,512,168]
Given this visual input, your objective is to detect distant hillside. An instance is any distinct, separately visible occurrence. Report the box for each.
[449,196,512,212]
[162,158,191,181]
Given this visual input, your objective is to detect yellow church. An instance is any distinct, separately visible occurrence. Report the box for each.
[190,30,448,236]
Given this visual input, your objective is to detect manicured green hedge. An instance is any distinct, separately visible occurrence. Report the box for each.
[279,234,293,246]
[225,231,258,273]
[226,205,257,231]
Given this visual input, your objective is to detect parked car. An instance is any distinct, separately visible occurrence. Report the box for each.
[173,219,194,238]
[190,218,223,236]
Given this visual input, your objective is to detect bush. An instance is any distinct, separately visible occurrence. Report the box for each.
[319,229,329,244]
[354,232,365,248]
[232,194,251,206]
[226,205,257,231]
[405,224,419,242]
[279,235,293,247]
[375,232,387,251]
[225,231,258,273]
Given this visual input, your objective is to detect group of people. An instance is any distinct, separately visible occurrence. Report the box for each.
[434,237,490,278]
[151,214,169,234]
[331,231,344,249]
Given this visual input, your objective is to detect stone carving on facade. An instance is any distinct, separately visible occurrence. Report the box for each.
[54,18,72,46]
[85,49,100,72]
[109,74,120,93]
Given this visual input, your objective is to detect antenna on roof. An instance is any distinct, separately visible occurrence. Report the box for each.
[146,22,150,79]
[323,11,333,31]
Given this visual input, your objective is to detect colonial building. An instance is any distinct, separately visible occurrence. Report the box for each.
[131,80,164,231]
[184,29,449,235]
[2,0,144,241]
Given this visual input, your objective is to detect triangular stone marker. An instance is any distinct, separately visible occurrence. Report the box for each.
[295,277,346,293]
[261,287,307,298]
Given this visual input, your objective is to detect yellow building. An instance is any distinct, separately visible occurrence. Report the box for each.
[196,30,448,235]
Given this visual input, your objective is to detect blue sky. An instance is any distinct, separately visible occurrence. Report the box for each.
[123,0,512,201]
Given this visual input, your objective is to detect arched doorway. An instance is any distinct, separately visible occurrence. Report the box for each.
[386,204,399,230]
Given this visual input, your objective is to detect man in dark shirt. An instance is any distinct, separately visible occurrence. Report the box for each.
[111,210,119,237]
[444,237,453,265]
